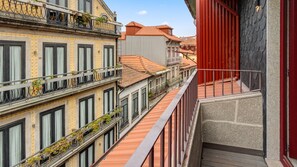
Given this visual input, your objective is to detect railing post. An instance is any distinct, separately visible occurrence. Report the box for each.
[174,109,177,166]
[149,147,154,167]
[168,116,172,167]
[204,70,206,98]
[222,71,224,96]
[231,71,234,94]
[160,130,165,167]
[213,70,215,97]
[178,101,181,164]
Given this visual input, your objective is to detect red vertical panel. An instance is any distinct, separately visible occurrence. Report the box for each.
[289,0,297,159]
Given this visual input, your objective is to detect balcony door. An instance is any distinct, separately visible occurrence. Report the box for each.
[103,46,114,78]
[103,88,114,114]
[43,43,67,92]
[0,41,25,102]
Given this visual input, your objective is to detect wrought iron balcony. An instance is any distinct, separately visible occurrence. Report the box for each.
[0,0,122,36]
[0,66,122,114]
[14,108,122,167]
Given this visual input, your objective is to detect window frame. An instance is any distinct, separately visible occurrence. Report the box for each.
[132,92,139,119]
[47,0,68,7]
[120,97,129,128]
[0,40,26,82]
[103,88,114,114]
[0,119,25,167]
[79,95,95,128]
[79,143,94,167]
[77,44,93,72]
[78,0,92,13]
[43,43,67,77]
[103,45,115,78]
[103,128,114,153]
[141,87,147,111]
[40,105,65,149]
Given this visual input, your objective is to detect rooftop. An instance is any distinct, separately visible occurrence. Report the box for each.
[120,55,168,75]
[180,57,197,70]
[119,65,151,88]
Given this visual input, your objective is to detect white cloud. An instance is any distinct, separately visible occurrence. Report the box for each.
[161,21,169,25]
[138,10,148,15]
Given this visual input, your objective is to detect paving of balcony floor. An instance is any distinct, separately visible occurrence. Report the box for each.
[202,148,267,167]
[98,89,180,167]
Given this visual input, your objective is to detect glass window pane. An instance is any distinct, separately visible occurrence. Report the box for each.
[86,48,92,70]
[104,92,108,114]
[104,134,108,152]
[0,46,3,83]
[79,48,84,71]
[45,47,54,76]
[109,130,113,146]
[87,145,93,166]
[80,101,86,127]
[104,48,108,68]
[78,0,84,11]
[109,48,114,67]
[80,151,86,167]
[59,0,65,7]
[86,0,91,13]
[87,98,93,123]
[9,46,21,82]
[42,114,52,148]
[109,90,113,112]
[55,109,63,141]
[9,124,22,166]
[57,47,65,75]
[0,131,3,167]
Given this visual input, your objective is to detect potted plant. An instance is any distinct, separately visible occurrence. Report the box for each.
[95,16,108,25]
[30,79,43,96]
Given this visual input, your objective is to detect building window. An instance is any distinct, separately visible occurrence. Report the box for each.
[103,88,114,114]
[0,119,25,167]
[40,106,65,149]
[78,44,93,83]
[0,41,25,101]
[79,143,94,167]
[149,80,153,91]
[79,95,94,128]
[132,92,139,119]
[141,88,147,111]
[104,129,114,152]
[167,47,171,57]
[156,78,160,89]
[121,98,128,128]
[78,0,92,13]
[103,46,115,78]
[43,43,67,91]
[172,67,175,78]
[47,0,67,7]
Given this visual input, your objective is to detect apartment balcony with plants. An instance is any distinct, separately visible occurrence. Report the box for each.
[0,0,122,37]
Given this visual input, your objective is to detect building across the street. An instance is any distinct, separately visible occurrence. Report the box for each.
[180,57,197,83]
[0,0,122,166]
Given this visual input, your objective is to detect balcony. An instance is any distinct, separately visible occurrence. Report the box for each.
[167,76,181,87]
[0,66,122,115]
[148,83,167,101]
[14,108,122,167]
[93,69,266,167]
[167,56,181,66]
[0,0,122,37]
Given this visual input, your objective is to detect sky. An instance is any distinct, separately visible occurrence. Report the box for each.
[104,0,196,37]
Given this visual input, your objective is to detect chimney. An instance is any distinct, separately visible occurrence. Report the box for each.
[126,22,144,35]
[157,25,173,35]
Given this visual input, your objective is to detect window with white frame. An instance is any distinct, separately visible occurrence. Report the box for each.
[79,143,94,167]
[104,129,114,152]
[132,92,139,119]
[78,44,93,83]
[0,119,25,167]
[79,95,94,128]
[40,106,65,149]
[103,46,115,78]
[121,98,129,128]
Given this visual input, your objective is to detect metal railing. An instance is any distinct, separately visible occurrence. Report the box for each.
[14,108,121,167]
[0,66,122,106]
[0,0,121,35]
[125,70,198,166]
[167,56,182,65]
[149,84,167,100]
[197,69,262,99]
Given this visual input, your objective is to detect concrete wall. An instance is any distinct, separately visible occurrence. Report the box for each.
[120,36,167,66]
[201,92,263,151]
[119,79,149,136]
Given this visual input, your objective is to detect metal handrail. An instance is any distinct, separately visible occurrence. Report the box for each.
[197,69,262,98]
[125,70,198,166]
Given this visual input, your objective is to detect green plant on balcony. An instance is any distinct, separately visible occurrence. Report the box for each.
[87,118,101,133]
[102,114,112,124]
[82,13,92,25]
[24,154,42,167]
[95,16,108,25]
[30,79,43,96]
[148,91,153,99]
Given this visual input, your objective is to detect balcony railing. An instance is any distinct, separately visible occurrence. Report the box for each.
[168,76,182,87]
[167,56,182,65]
[0,66,122,111]
[197,69,262,99]
[0,0,121,35]
[149,83,167,100]
[14,107,122,167]
[125,70,198,166]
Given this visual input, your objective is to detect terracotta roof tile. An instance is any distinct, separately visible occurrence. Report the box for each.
[136,26,181,42]
[180,36,196,46]
[180,57,197,70]
[120,55,168,75]
[178,48,195,55]
[126,21,144,27]
[119,65,151,88]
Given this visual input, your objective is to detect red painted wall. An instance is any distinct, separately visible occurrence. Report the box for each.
[196,0,239,83]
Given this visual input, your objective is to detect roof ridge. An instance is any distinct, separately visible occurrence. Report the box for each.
[139,56,151,75]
